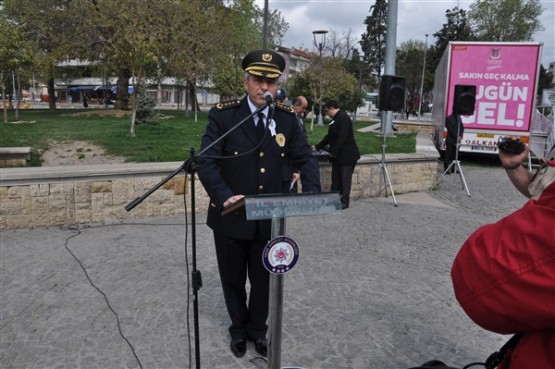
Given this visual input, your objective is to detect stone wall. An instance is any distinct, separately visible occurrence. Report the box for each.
[0,134,439,230]
[394,121,434,134]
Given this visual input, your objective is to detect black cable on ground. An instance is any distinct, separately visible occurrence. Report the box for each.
[59,201,203,368]
[62,225,144,369]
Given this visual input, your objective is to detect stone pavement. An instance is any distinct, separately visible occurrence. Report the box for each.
[1,165,529,369]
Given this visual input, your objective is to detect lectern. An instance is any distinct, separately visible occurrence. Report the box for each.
[243,192,341,369]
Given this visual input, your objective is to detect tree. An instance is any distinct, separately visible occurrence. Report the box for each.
[85,0,168,136]
[0,14,37,122]
[161,1,221,116]
[2,0,85,111]
[325,29,356,61]
[293,57,360,129]
[360,0,387,78]
[396,40,428,114]
[538,64,555,92]
[469,0,544,41]
[252,3,289,48]
[427,7,474,76]
[208,0,262,99]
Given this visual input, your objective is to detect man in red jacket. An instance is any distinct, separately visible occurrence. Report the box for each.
[451,140,555,369]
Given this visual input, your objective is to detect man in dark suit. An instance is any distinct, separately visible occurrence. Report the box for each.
[291,96,308,134]
[313,99,361,209]
[196,49,321,358]
[444,112,464,173]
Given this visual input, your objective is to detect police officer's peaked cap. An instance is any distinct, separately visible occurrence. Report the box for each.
[242,50,286,79]
[275,89,287,100]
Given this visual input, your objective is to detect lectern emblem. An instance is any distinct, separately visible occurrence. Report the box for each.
[262,236,299,274]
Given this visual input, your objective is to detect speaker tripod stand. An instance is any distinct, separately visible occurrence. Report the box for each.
[378,129,398,207]
[439,115,471,197]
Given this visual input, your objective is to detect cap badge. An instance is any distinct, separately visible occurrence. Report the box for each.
[262,53,272,62]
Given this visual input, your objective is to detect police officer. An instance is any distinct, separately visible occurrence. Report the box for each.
[274,88,287,104]
[196,49,321,358]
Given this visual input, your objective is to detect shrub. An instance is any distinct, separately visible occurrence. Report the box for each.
[136,94,159,125]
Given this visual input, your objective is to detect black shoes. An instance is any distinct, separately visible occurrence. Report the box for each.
[253,337,268,357]
[230,338,247,358]
[230,336,267,358]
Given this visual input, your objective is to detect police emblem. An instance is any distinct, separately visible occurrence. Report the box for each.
[275,133,286,147]
[262,53,272,62]
[262,236,299,274]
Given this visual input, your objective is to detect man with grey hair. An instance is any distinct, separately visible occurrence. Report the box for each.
[197,49,321,358]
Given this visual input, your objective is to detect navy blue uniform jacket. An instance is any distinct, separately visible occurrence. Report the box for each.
[197,96,321,241]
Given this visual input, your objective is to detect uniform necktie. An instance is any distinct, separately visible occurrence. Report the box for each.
[256,112,266,140]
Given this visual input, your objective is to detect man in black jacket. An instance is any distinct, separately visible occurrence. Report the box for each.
[196,49,321,358]
[313,99,361,209]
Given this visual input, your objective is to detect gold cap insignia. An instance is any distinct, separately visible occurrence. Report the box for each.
[275,133,286,147]
[262,53,272,62]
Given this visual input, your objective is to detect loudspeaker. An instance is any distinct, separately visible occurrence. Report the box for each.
[379,75,406,111]
[453,84,476,115]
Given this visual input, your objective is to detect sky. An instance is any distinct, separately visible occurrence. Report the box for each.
[256,0,554,68]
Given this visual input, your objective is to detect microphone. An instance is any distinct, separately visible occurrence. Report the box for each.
[264,91,274,107]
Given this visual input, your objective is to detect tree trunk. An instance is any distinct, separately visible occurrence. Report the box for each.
[15,70,21,120]
[1,72,7,123]
[188,81,199,112]
[47,78,56,111]
[130,107,136,137]
[115,68,131,111]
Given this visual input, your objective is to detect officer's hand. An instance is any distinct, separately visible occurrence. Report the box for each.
[223,195,245,208]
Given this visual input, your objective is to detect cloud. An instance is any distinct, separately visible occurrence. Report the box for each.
[260,0,554,67]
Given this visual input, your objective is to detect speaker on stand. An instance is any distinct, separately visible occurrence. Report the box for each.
[377,75,406,207]
[441,84,476,196]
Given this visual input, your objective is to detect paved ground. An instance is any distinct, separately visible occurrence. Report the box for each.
[1,165,528,369]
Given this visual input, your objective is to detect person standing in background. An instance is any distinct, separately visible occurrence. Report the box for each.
[274,88,286,104]
[444,112,464,173]
[291,96,308,134]
[313,99,360,209]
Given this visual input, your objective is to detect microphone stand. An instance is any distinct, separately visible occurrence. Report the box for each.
[125,101,271,369]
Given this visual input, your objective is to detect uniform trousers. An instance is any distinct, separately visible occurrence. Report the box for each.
[331,162,356,208]
[213,229,269,341]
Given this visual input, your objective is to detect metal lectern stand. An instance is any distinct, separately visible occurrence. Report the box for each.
[243,192,341,369]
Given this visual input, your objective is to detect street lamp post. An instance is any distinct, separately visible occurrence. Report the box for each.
[313,29,328,126]
[417,34,428,121]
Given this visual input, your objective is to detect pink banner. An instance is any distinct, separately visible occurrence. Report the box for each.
[448,44,540,132]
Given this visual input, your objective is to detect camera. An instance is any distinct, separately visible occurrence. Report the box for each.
[497,137,525,154]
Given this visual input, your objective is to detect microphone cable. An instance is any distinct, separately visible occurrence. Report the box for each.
[59,209,201,369]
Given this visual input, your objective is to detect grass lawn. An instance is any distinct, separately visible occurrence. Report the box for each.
[0,109,416,166]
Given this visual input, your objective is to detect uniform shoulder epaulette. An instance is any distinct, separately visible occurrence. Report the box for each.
[215,99,241,110]
[275,102,294,114]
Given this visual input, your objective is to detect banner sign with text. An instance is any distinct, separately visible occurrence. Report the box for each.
[448,43,541,133]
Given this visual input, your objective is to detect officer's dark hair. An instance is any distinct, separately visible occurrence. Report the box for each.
[324,99,340,110]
